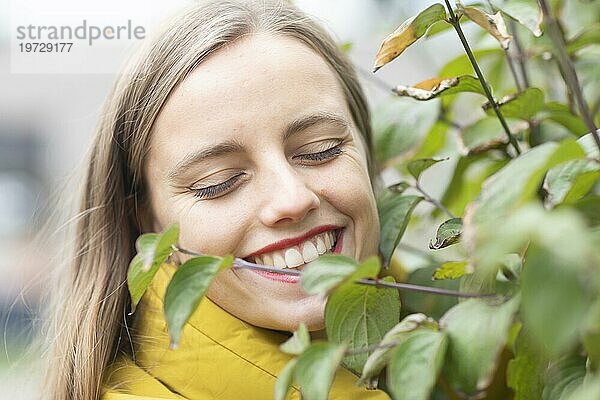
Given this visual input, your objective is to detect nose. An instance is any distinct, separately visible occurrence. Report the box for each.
[258,162,320,226]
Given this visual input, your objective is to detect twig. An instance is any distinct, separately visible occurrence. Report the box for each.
[509,19,531,88]
[174,246,497,299]
[357,65,395,93]
[505,49,524,93]
[444,0,522,156]
[538,0,600,152]
[414,181,456,219]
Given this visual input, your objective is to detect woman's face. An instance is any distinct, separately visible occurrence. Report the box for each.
[143,32,379,332]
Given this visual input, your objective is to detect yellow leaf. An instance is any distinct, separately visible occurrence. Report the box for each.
[373,4,447,72]
[393,75,485,101]
[459,3,511,49]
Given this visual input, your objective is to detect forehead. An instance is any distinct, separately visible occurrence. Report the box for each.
[149,32,350,153]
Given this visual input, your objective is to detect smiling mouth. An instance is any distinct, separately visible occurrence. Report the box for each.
[243,228,342,269]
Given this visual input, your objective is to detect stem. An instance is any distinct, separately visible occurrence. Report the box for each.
[174,246,498,299]
[414,181,456,219]
[504,48,524,93]
[509,19,531,88]
[444,0,522,156]
[357,65,395,93]
[538,0,600,152]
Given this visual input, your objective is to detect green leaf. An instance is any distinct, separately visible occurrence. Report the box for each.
[280,323,310,355]
[459,117,527,155]
[433,261,470,280]
[483,87,545,120]
[377,192,423,267]
[439,48,503,78]
[491,0,543,37]
[128,224,180,312]
[393,75,485,100]
[426,18,456,38]
[457,2,511,49]
[473,139,586,225]
[507,328,547,400]
[410,121,450,161]
[388,330,448,400]
[441,296,520,395]
[544,159,600,206]
[521,245,591,356]
[373,98,438,165]
[373,4,447,72]
[325,274,400,375]
[137,224,179,272]
[294,342,346,400]
[567,23,600,54]
[387,181,410,194]
[475,204,598,355]
[300,254,358,295]
[407,157,449,181]
[429,218,463,250]
[164,255,233,348]
[439,155,507,217]
[542,353,587,400]
[359,314,437,386]
[562,378,600,400]
[404,266,460,320]
[583,300,600,372]
[578,131,600,158]
[538,102,589,137]
[500,253,523,281]
[339,41,353,54]
[274,359,297,400]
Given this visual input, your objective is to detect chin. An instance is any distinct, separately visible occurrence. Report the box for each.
[263,297,326,333]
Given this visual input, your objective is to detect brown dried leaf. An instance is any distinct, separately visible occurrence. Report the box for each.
[458,2,511,49]
[373,4,447,72]
[393,75,485,101]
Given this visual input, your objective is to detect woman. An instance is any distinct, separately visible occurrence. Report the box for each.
[43,1,388,399]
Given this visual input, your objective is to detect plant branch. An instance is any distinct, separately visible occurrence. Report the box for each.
[444,0,522,156]
[504,48,524,93]
[357,65,395,93]
[414,181,456,219]
[537,0,600,152]
[174,246,498,299]
[509,19,531,88]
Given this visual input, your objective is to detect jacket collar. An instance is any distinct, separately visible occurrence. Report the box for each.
[130,263,388,400]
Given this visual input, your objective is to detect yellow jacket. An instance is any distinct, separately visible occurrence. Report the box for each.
[102,263,390,400]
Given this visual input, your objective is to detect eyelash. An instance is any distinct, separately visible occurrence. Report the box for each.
[293,143,344,163]
[189,143,344,199]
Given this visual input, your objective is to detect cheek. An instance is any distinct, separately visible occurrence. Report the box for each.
[320,157,380,244]
[151,193,249,257]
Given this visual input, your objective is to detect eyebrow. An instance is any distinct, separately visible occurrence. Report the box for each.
[166,111,349,182]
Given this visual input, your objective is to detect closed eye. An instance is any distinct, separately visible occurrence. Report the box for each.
[293,143,344,164]
[188,173,245,199]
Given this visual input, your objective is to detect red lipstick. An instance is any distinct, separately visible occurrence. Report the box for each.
[244,224,341,259]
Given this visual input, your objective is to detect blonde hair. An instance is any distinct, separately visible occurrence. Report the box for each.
[41,1,380,399]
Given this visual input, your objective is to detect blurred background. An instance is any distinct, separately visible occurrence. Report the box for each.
[0,0,556,397]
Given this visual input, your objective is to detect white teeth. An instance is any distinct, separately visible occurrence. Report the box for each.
[262,253,272,266]
[302,241,319,263]
[273,253,286,268]
[324,233,332,249]
[316,236,327,254]
[247,229,341,269]
[284,248,304,268]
